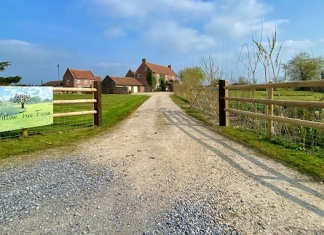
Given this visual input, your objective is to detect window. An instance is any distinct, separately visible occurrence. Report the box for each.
[137,74,141,79]
[145,67,148,71]
[77,79,80,84]
[66,79,70,85]
[84,80,88,84]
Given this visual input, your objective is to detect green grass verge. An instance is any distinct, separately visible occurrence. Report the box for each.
[0,94,149,159]
[171,94,324,181]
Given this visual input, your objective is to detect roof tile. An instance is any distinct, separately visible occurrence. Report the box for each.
[111,77,144,86]
[146,62,177,76]
[69,69,96,80]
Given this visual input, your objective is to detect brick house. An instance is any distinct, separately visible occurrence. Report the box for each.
[129,58,177,92]
[63,68,98,88]
[101,75,144,94]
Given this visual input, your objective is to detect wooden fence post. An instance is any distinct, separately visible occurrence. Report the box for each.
[22,128,28,137]
[93,81,102,127]
[267,82,274,139]
[219,80,229,126]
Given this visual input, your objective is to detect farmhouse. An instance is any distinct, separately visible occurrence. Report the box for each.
[101,75,144,94]
[127,58,177,92]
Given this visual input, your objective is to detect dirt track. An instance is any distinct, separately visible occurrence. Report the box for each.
[1,92,324,234]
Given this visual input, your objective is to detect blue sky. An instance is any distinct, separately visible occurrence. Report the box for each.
[1,0,324,85]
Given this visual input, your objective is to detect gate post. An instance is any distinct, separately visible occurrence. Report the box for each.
[93,81,102,127]
[219,80,229,126]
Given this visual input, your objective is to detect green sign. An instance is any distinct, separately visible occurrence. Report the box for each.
[0,86,53,132]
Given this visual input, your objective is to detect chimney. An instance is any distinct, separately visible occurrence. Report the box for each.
[168,64,171,69]
[142,58,146,64]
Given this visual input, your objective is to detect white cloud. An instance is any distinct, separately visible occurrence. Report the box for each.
[280,39,322,62]
[147,21,216,53]
[91,0,288,48]
[205,0,288,38]
[282,39,312,49]
[104,27,126,38]
[91,0,214,20]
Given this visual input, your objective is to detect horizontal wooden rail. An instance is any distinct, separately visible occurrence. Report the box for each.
[53,110,97,118]
[52,81,102,126]
[225,80,324,90]
[53,99,97,105]
[225,108,324,130]
[52,87,96,92]
[225,97,324,108]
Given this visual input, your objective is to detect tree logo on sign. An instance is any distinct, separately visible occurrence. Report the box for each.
[14,94,31,109]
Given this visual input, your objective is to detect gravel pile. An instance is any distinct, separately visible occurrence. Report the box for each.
[0,155,242,234]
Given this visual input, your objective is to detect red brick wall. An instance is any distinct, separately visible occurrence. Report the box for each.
[63,70,95,88]
[136,59,150,91]
[63,70,74,87]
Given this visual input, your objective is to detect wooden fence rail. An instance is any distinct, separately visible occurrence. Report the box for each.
[219,79,324,139]
[20,81,102,137]
[52,81,102,127]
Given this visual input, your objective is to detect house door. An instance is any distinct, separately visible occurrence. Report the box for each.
[133,86,138,93]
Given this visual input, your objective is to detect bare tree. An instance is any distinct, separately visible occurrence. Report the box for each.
[253,29,282,83]
[200,45,228,86]
[236,27,282,84]
[236,39,260,84]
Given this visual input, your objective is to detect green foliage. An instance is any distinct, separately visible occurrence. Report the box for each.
[0,62,11,71]
[0,76,22,85]
[178,66,205,86]
[0,61,22,85]
[178,66,205,107]
[282,52,324,81]
[221,127,324,180]
[159,77,167,91]
[234,76,249,85]
[146,69,156,91]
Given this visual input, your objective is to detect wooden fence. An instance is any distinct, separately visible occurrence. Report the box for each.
[21,81,102,137]
[219,79,324,139]
[174,80,324,143]
[53,81,102,125]
[191,87,219,120]
[173,83,220,123]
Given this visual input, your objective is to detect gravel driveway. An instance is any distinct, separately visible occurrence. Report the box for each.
[1,92,323,234]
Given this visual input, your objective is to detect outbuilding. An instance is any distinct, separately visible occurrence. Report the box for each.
[101,75,144,94]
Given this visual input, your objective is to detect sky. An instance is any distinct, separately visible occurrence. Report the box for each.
[1,0,324,85]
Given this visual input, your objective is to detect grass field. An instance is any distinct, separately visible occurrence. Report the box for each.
[0,94,149,159]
